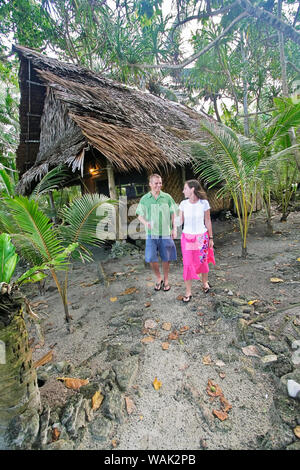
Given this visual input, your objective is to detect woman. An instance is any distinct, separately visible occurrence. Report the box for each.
[179,180,215,302]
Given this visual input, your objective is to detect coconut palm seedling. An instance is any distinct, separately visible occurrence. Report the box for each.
[0,192,115,329]
[0,233,78,449]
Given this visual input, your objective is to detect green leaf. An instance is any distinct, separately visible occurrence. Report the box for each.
[0,233,18,283]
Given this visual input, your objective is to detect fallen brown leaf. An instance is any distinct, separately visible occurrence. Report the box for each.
[144,302,151,308]
[220,395,232,413]
[141,336,155,344]
[52,427,61,442]
[162,322,172,331]
[111,439,118,448]
[162,342,169,350]
[206,379,223,397]
[34,350,53,368]
[294,426,300,439]
[179,326,190,333]
[153,377,162,390]
[120,287,138,295]
[202,355,213,365]
[213,409,228,421]
[91,390,104,410]
[168,330,179,340]
[57,377,89,390]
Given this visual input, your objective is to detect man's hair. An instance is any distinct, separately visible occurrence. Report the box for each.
[149,173,162,183]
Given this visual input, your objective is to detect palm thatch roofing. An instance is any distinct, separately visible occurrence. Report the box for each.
[13,44,212,195]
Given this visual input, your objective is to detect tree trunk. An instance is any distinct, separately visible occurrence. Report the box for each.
[241,34,249,136]
[0,292,40,449]
[278,0,300,172]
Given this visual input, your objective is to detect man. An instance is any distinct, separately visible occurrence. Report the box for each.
[136,174,177,291]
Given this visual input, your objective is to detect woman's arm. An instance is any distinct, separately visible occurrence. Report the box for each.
[204,209,214,247]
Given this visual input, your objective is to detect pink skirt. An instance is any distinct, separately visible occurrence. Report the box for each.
[181,232,215,281]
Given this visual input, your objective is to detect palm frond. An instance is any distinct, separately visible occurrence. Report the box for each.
[0,233,18,283]
[4,196,66,264]
[58,193,117,260]
[30,165,73,199]
[264,102,300,147]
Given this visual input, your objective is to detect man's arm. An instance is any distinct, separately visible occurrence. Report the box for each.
[137,214,151,230]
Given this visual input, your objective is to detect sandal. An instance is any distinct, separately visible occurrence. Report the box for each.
[182,295,192,303]
[154,280,163,291]
[203,284,211,294]
[163,284,171,292]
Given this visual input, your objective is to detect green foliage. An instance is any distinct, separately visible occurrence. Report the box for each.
[0,233,18,283]
[0,191,116,325]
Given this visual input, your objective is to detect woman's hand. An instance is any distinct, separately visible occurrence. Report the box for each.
[209,238,214,248]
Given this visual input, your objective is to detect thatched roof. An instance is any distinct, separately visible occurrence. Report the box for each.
[13,44,211,194]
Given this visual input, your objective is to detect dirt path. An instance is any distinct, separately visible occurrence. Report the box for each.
[28,210,300,450]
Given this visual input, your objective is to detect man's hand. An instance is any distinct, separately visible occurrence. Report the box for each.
[171,228,177,239]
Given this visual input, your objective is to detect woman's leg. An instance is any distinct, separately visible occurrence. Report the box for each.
[202,272,210,290]
[184,279,192,297]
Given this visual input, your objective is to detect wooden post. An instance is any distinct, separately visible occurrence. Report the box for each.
[107,162,117,200]
[106,162,120,240]
[181,166,186,185]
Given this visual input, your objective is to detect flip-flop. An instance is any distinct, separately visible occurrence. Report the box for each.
[154,280,163,291]
[163,284,171,292]
[182,295,192,303]
[203,285,211,294]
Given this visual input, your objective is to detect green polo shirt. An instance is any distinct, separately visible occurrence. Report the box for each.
[136,190,177,236]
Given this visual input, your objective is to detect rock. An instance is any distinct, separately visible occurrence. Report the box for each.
[286,441,300,450]
[7,409,40,449]
[54,361,70,373]
[44,439,74,450]
[60,395,87,437]
[231,297,248,307]
[269,354,294,377]
[106,343,130,362]
[79,383,100,399]
[291,340,300,350]
[38,405,51,446]
[130,342,143,356]
[291,349,300,366]
[261,355,278,364]
[279,371,300,395]
[89,416,113,442]
[113,356,139,392]
[101,384,124,423]
[287,380,300,399]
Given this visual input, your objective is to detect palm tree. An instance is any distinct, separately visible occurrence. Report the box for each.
[0,233,77,449]
[190,121,259,257]
[190,114,300,257]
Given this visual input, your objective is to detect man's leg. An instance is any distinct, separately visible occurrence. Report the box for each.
[162,261,170,288]
[150,262,162,285]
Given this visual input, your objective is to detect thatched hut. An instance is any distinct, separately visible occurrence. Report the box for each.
[13,44,232,214]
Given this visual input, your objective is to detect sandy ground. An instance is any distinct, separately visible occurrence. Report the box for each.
[27,209,300,450]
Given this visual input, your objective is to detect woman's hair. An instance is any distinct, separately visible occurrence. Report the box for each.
[185,179,207,200]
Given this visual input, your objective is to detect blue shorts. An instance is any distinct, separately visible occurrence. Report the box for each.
[145,236,177,263]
